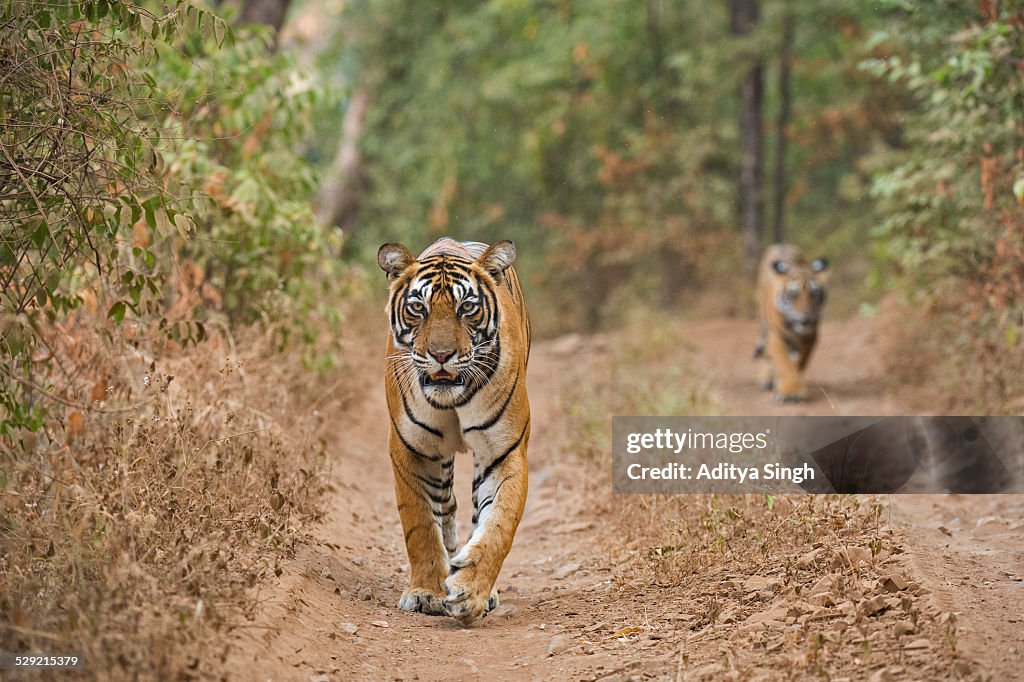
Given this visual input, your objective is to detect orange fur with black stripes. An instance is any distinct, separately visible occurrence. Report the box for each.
[377,237,531,624]
[755,244,829,403]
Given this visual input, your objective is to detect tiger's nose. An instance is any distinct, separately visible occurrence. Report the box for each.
[429,348,455,364]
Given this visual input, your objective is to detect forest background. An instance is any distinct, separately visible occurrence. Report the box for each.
[1,0,1022,676]
[3,0,1022,429]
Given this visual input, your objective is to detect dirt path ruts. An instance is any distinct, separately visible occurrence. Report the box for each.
[228,317,1024,681]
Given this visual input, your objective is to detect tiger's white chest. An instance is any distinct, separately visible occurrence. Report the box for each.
[410,372,517,454]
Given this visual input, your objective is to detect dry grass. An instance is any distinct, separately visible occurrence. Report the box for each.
[0,317,345,679]
[878,292,1024,414]
[556,311,718,461]
[607,493,968,679]
[558,318,968,680]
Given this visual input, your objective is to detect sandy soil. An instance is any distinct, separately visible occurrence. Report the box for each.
[226,317,1024,681]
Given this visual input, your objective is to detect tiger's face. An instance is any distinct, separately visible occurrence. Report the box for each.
[771,257,829,336]
[378,241,516,408]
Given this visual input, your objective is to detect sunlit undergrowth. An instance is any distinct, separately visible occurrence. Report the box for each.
[0,317,346,679]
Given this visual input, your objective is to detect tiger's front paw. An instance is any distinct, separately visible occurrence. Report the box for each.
[443,552,493,625]
[773,390,808,404]
[398,587,448,616]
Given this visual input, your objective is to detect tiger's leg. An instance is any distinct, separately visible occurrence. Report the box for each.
[758,360,775,391]
[389,429,454,616]
[757,342,775,391]
[796,336,817,371]
[445,425,529,624]
[755,331,774,390]
[468,459,500,613]
[767,334,807,403]
[439,457,458,557]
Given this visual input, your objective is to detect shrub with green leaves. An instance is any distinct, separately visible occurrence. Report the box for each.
[0,1,223,433]
[862,0,1024,406]
[0,0,341,437]
[153,22,342,329]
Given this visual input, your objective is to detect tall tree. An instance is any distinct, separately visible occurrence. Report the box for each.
[772,8,794,244]
[729,0,764,272]
[317,89,370,234]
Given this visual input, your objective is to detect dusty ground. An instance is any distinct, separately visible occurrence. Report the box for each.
[227,316,1024,681]
[689,317,1024,681]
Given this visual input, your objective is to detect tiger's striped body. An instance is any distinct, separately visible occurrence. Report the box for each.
[378,238,530,624]
[755,244,829,403]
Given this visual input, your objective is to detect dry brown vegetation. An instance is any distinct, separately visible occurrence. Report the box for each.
[1,297,1015,681]
[555,311,719,462]
[879,294,1024,415]
[0,317,341,679]
[605,494,966,680]
[552,319,968,680]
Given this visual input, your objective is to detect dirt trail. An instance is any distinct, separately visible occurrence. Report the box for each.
[228,337,644,680]
[229,317,1024,681]
[689,317,1024,681]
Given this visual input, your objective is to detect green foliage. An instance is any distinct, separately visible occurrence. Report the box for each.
[349,0,740,327]
[0,0,228,434]
[1,1,341,436]
[152,25,343,327]
[863,0,1024,405]
[345,0,910,328]
[865,1,1023,283]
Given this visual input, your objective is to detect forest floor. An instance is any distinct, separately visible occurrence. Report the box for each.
[226,315,1024,681]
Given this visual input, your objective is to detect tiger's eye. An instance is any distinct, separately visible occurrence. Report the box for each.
[460,301,478,315]
[407,301,426,315]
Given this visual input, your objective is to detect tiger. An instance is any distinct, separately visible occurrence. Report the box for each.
[754,244,829,403]
[377,237,531,625]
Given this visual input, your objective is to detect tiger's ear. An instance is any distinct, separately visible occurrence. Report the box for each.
[476,240,517,283]
[378,243,415,280]
[811,257,829,273]
[771,260,790,275]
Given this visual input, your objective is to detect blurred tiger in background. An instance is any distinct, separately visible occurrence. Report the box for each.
[754,244,829,403]
[377,237,531,625]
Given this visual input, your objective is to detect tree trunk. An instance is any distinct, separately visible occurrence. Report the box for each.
[238,0,292,37]
[317,89,371,234]
[729,0,764,274]
[772,9,794,244]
